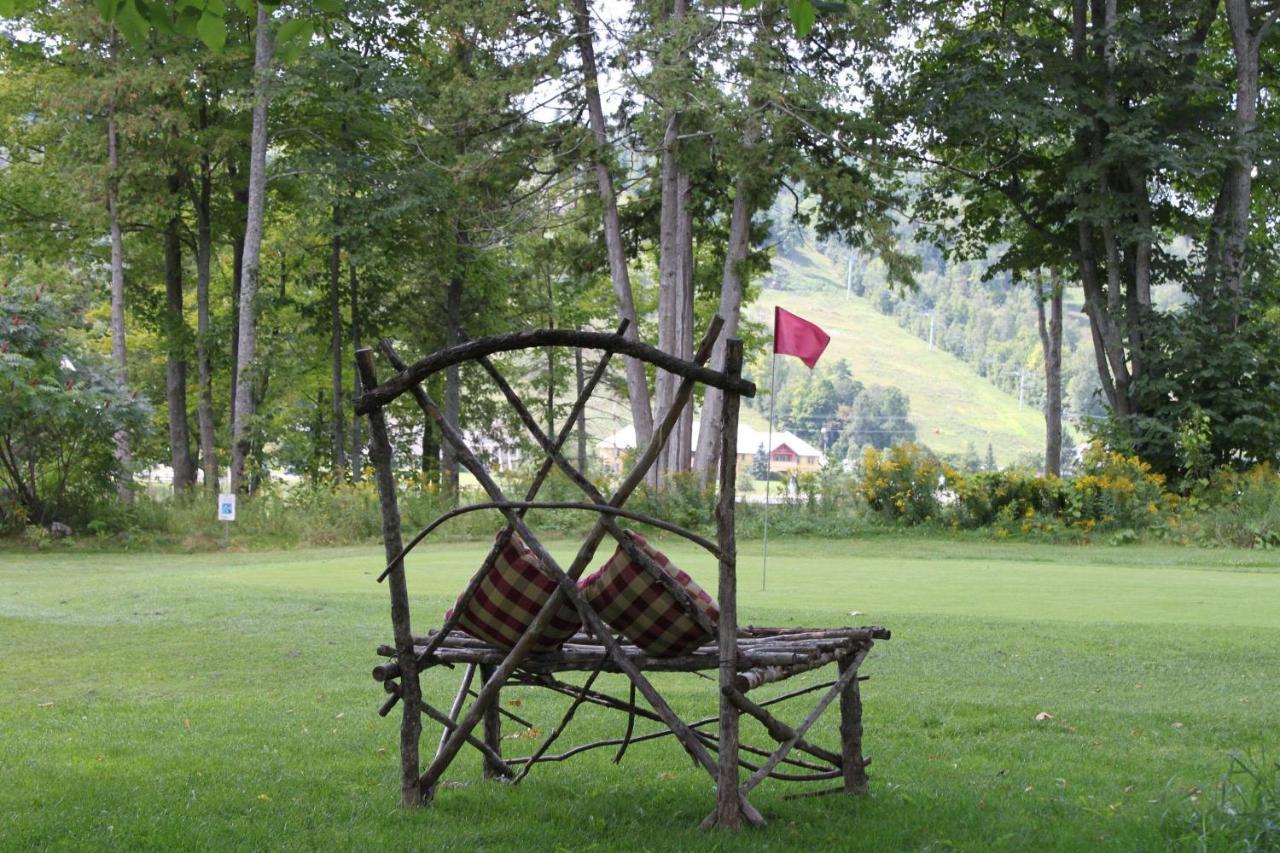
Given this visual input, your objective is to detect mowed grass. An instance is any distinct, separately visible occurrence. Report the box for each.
[2,536,1278,851]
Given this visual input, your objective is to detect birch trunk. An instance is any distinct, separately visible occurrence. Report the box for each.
[329,209,347,481]
[105,73,133,503]
[230,2,273,494]
[441,265,463,500]
[571,0,653,453]
[695,119,760,486]
[1037,272,1064,477]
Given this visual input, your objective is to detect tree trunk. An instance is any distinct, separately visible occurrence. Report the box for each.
[421,417,439,482]
[194,141,218,496]
[673,167,695,476]
[1037,272,1064,477]
[695,118,760,486]
[230,2,273,494]
[1072,0,1132,419]
[329,209,347,481]
[654,0,692,481]
[441,264,463,500]
[228,208,245,428]
[164,170,196,496]
[575,343,588,476]
[571,0,654,454]
[349,259,363,481]
[655,112,682,481]
[105,46,133,503]
[1213,0,1262,330]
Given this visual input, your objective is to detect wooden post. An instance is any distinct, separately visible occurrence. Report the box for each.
[713,339,746,830]
[355,348,425,807]
[480,664,504,780]
[838,654,869,794]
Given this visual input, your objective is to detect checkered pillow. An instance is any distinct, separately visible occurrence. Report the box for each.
[577,530,718,657]
[445,532,581,652]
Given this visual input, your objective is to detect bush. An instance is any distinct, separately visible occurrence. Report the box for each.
[1064,443,1168,532]
[0,283,147,531]
[946,469,1068,530]
[857,443,943,524]
[1179,465,1280,549]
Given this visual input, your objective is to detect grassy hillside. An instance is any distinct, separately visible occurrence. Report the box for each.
[755,245,1047,465]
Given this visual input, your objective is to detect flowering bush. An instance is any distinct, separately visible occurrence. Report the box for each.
[947,469,1068,529]
[1065,443,1168,531]
[857,443,943,524]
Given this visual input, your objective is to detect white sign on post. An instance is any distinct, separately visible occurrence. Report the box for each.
[217,493,237,522]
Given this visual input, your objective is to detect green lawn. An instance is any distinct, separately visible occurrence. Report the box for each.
[3,536,1278,850]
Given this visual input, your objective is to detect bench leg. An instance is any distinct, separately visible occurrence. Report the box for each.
[480,664,505,780]
[838,655,869,794]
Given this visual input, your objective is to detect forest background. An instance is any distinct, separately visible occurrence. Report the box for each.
[1,0,1278,549]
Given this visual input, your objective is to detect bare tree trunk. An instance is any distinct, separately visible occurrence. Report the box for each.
[441,265,463,500]
[1214,0,1264,330]
[695,119,760,486]
[1072,0,1132,419]
[165,170,196,495]
[673,168,695,475]
[655,111,682,481]
[571,0,653,452]
[230,2,273,494]
[193,116,219,497]
[1037,272,1064,476]
[349,259,363,481]
[228,203,245,428]
[105,71,133,503]
[575,343,588,476]
[329,208,347,481]
[655,0,692,481]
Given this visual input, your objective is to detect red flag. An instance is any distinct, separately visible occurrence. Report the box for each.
[773,307,830,369]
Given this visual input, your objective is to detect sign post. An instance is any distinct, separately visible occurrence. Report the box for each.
[217,493,236,547]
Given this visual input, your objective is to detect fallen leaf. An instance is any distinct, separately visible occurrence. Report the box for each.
[335,713,344,720]
[1034,712,1054,721]
[257,794,271,801]
[657,772,676,781]
[184,719,191,729]
[507,698,523,708]
[1171,721,1184,728]
[37,702,54,708]
[848,610,864,617]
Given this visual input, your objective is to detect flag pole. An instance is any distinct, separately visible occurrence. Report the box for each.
[762,353,777,592]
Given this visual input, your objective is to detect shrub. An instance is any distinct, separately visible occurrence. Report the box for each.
[947,469,1067,529]
[1180,465,1280,549]
[1064,443,1168,531]
[857,443,943,524]
[0,283,147,531]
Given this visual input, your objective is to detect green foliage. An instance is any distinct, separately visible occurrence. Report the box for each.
[1128,305,1280,481]
[1176,466,1280,550]
[0,284,146,531]
[947,469,1066,530]
[856,442,942,524]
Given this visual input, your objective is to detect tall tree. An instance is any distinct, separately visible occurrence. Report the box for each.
[229,2,273,494]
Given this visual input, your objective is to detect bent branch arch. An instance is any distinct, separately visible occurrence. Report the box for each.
[355,324,756,414]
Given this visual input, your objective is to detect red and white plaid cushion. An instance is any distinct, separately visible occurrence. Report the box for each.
[445,531,581,652]
[577,531,718,657]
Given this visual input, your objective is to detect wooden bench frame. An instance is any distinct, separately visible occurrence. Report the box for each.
[355,317,888,829]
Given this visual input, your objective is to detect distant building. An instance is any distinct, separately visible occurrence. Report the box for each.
[597,423,823,475]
